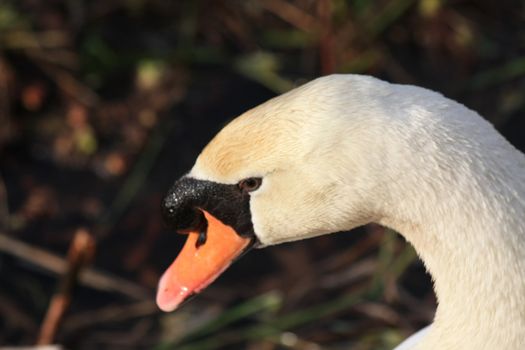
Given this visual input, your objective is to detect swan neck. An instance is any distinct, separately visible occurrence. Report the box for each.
[378,158,525,348]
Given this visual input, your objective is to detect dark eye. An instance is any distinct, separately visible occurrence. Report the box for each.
[238,177,262,193]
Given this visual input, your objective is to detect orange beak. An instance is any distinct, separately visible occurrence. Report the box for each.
[156,209,252,312]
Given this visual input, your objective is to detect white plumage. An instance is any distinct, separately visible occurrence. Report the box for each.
[190,75,525,349]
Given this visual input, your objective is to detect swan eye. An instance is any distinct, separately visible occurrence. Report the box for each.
[238,177,262,193]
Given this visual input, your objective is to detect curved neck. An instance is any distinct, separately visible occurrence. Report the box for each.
[376,133,525,349]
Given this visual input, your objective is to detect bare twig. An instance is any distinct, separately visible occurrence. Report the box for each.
[259,0,320,33]
[1,30,70,50]
[37,229,95,345]
[0,232,149,299]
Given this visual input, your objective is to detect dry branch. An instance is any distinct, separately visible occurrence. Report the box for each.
[259,0,319,32]
[0,232,149,299]
[37,229,95,345]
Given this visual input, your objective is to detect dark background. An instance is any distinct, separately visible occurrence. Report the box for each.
[0,0,524,349]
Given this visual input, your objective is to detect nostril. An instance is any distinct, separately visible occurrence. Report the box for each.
[196,230,207,248]
[192,210,208,243]
[162,201,208,235]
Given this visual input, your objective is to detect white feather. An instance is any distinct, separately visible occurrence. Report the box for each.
[190,75,525,349]
[394,326,431,350]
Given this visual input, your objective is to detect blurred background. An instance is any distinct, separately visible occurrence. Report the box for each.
[0,0,524,349]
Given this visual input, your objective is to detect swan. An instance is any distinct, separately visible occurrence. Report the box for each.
[157,75,525,349]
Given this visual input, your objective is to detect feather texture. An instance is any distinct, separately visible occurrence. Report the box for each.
[190,75,525,349]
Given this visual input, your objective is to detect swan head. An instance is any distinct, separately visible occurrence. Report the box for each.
[157,75,395,311]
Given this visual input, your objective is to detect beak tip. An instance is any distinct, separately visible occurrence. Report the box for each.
[157,302,178,313]
[156,288,186,312]
[156,273,189,312]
